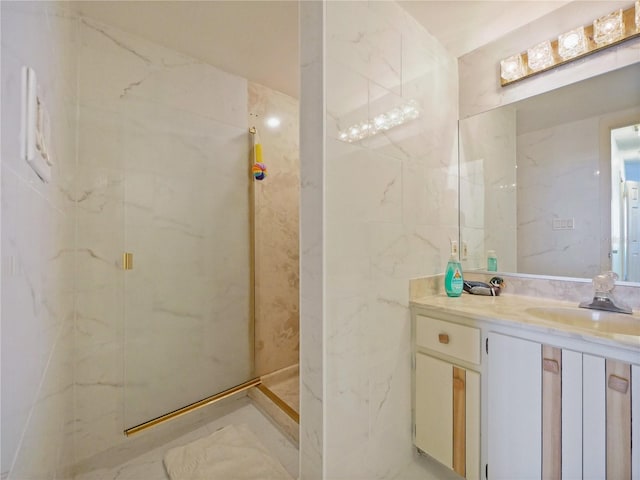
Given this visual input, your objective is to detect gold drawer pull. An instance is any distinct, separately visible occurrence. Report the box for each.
[438,333,450,344]
[543,358,559,374]
[608,374,629,394]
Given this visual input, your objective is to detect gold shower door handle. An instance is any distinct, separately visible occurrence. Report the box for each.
[123,252,133,270]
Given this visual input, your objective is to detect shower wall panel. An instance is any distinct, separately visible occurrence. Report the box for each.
[75,17,251,463]
[249,82,300,376]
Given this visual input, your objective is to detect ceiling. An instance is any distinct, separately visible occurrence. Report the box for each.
[76,1,571,99]
[398,1,570,58]
[516,63,640,134]
[75,1,300,97]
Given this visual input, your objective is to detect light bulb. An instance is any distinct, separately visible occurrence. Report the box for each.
[594,9,624,46]
[500,54,526,82]
[527,40,554,71]
[558,27,587,60]
[266,116,281,129]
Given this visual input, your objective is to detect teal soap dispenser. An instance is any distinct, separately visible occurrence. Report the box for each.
[444,254,464,297]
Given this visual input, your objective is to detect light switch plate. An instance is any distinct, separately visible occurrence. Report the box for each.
[552,218,575,230]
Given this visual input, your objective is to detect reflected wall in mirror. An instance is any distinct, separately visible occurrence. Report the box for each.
[459,62,640,282]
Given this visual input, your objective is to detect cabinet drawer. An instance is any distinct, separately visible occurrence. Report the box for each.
[416,315,480,365]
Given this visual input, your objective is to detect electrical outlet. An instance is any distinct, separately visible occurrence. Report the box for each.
[450,240,459,256]
[461,241,468,260]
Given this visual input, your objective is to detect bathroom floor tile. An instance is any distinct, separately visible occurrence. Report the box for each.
[74,401,299,480]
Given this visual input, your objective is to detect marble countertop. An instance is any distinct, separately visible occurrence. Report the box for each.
[411,293,640,351]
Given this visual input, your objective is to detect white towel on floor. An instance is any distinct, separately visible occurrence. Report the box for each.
[163,423,293,480]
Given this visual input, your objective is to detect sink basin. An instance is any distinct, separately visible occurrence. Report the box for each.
[525,307,640,337]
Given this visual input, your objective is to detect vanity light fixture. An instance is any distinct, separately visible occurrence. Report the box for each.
[338,100,420,143]
[500,2,640,86]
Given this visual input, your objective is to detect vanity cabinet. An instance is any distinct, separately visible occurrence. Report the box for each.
[487,331,638,480]
[411,297,639,480]
[413,315,481,480]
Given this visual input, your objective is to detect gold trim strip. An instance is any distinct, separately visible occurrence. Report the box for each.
[248,129,257,375]
[124,378,261,436]
[256,383,300,424]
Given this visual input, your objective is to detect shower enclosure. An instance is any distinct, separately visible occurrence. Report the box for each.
[76,16,254,436]
[120,73,254,430]
[121,114,254,429]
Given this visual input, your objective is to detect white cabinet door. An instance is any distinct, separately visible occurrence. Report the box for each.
[583,354,606,480]
[561,349,583,480]
[488,333,541,480]
[415,353,452,469]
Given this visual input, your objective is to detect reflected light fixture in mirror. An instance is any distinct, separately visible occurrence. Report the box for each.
[500,2,640,86]
[337,100,420,143]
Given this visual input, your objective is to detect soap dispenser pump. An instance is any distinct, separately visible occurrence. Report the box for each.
[444,254,464,297]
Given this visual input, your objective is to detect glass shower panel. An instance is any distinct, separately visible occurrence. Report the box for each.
[122,90,252,427]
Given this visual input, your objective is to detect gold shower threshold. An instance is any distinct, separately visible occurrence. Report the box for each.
[124,377,261,436]
[256,383,300,424]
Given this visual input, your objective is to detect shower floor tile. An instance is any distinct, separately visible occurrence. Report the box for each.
[74,397,298,480]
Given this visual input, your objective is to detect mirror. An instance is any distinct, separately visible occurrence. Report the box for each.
[459,62,640,282]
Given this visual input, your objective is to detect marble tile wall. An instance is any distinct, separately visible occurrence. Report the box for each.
[299,1,458,477]
[459,107,517,272]
[75,17,252,465]
[459,1,640,119]
[248,82,300,376]
[299,2,325,478]
[517,106,640,278]
[1,2,78,478]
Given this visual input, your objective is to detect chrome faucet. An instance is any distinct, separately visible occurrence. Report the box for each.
[579,271,632,314]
